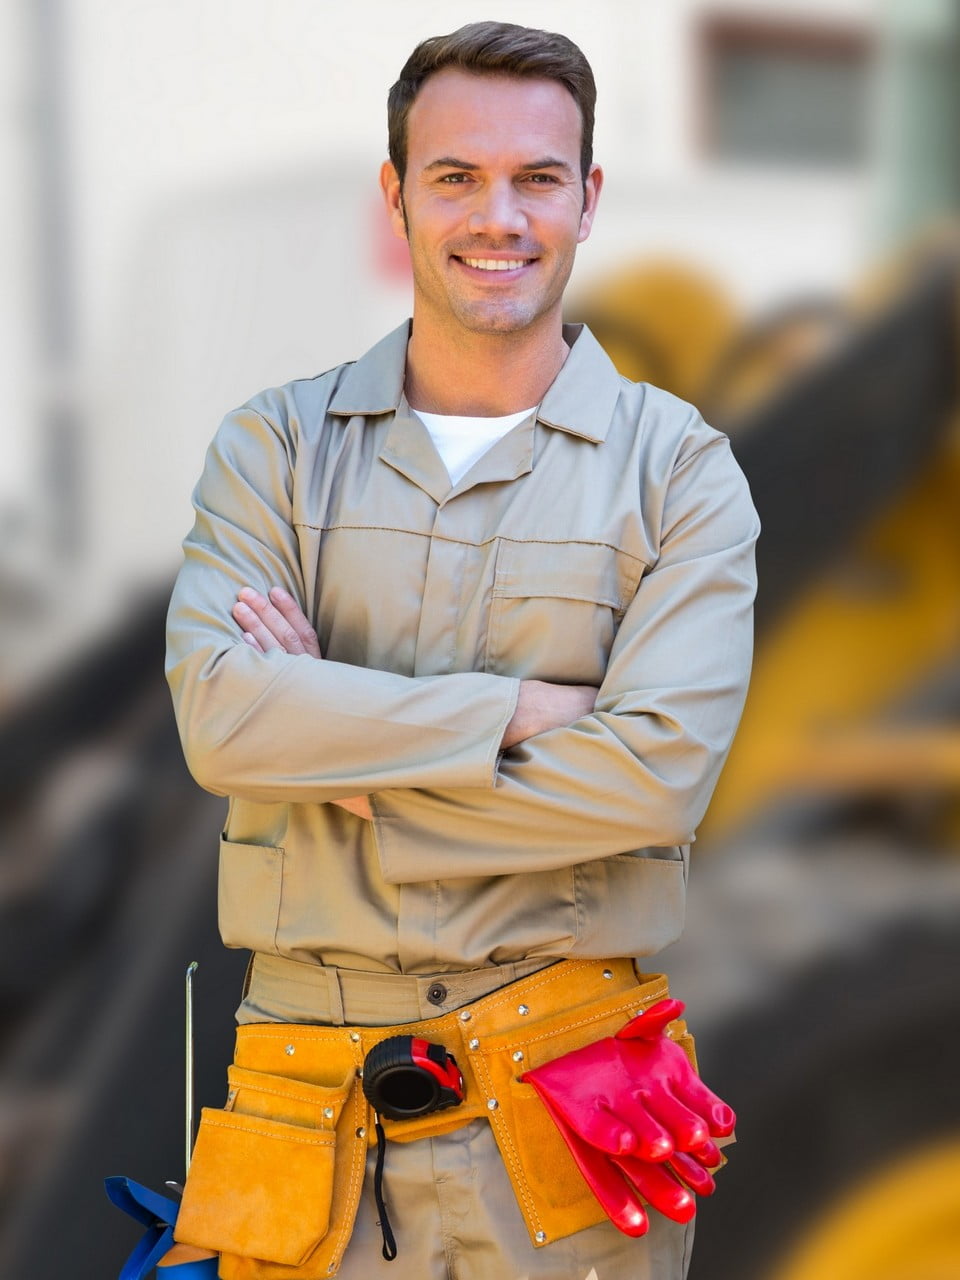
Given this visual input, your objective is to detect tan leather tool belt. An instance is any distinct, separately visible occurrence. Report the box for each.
[174,959,694,1278]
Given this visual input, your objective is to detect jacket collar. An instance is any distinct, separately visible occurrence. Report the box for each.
[328,320,621,443]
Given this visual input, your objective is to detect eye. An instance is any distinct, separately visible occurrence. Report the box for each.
[437,172,473,184]
[524,172,561,184]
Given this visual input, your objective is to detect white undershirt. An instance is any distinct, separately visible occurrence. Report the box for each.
[413,407,537,485]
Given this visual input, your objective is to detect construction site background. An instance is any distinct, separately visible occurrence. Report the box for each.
[1,3,958,1278]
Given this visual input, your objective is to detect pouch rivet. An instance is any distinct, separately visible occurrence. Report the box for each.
[512,1050,524,1062]
[356,1126,366,1138]
[350,1032,361,1043]
[469,1037,480,1050]
[459,1010,472,1023]
[323,1107,334,1119]
[602,969,614,980]
[518,1004,530,1016]
[535,1231,547,1244]
[284,1044,296,1056]
[487,1098,499,1111]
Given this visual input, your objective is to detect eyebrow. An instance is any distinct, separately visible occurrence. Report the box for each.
[424,156,575,174]
[424,157,480,172]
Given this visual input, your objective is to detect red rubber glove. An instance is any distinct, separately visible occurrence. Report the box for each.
[522,999,734,1236]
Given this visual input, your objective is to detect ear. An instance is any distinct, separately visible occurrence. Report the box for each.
[380,160,407,241]
[577,164,604,244]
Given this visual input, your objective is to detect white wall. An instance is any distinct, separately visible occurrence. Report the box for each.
[1,0,885,681]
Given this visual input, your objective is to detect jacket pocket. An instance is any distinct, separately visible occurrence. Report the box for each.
[485,539,643,683]
[174,1066,353,1266]
[574,848,688,958]
[218,837,283,953]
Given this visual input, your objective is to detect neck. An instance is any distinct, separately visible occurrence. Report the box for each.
[404,312,569,416]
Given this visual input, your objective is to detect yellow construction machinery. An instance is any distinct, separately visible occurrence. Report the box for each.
[576,239,960,1280]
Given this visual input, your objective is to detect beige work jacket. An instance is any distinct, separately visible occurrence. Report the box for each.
[166,322,759,974]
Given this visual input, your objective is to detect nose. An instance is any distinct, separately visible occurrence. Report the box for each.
[467,180,528,239]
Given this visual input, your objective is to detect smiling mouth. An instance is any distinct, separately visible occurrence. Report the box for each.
[455,256,535,272]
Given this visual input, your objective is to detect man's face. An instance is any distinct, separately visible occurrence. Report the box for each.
[381,69,602,339]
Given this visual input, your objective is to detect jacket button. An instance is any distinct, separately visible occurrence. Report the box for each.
[427,983,448,1006]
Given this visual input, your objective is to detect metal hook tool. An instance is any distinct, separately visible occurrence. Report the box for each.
[165,960,199,1197]
[185,960,198,1178]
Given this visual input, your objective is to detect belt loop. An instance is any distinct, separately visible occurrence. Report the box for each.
[325,967,346,1026]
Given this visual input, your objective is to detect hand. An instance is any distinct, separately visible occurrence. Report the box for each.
[502,680,598,749]
[232,586,322,657]
[232,586,372,820]
[522,999,735,1235]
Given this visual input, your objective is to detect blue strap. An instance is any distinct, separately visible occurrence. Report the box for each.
[105,1176,181,1229]
[104,1177,217,1279]
[156,1260,220,1277]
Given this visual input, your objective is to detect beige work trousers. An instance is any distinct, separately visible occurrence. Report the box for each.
[238,955,695,1280]
[336,1118,693,1280]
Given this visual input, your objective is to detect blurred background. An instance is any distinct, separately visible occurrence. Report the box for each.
[1,1,959,1276]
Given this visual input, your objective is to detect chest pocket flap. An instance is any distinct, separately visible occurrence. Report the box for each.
[486,540,643,682]
[493,539,641,610]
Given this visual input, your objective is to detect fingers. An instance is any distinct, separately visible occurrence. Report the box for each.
[672,1074,737,1138]
[536,1092,650,1237]
[667,1151,716,1197]
[232,587,322,657]
[642,1088,710,1152]
[570,1102,663,1160]
[685,1137,723,1168]
[606,1099,675,1162]
[266,587,323,657]
[233,595,281,652]
[616,1000,685,1041]
[615,1154,697,1224]
[602,1085,719,1161]
[575,1153,651,1238]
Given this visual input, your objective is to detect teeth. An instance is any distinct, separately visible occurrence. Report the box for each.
[461,258,529,271]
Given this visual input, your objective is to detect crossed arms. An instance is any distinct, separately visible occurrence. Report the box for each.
[232,584,599,820]
[165,398,759,882]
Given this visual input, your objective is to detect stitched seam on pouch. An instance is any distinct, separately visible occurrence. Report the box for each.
[483,987,667,1054]
[479,960,595,1015]
[231,1080,345,1106]
[471,1053,542,1234]
[331,1082,367,1267]
[200,1117,335,1145]
[480,959,629,1019]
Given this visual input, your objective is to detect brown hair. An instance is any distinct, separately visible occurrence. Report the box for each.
[387,21,596,185]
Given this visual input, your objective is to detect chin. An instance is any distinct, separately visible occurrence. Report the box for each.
[454,303,541,335]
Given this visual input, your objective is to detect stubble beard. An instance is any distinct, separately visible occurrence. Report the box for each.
[399,185,578,337]
[411,239,572,339]
[399,191,576,339]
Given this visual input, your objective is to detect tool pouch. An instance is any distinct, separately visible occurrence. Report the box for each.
[463,963,694,1247]
[175,1059,365,1279]
[173,960,696,1274]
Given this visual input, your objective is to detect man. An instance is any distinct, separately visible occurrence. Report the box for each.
[165,20,758,1280]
